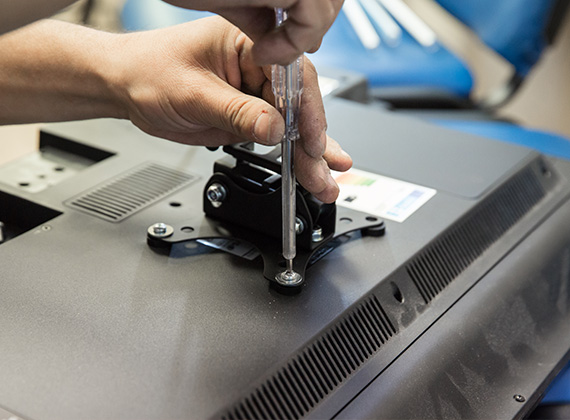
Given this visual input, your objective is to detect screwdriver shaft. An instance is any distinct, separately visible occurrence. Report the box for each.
[272,8,304,282]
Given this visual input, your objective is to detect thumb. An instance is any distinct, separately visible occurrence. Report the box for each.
[194,77,284,146]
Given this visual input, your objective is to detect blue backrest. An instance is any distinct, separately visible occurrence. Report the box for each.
[435,0,557,76]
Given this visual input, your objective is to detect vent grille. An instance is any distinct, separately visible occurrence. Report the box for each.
[408,165,546,304]
[222,295,395,420]
[65,163,196,222]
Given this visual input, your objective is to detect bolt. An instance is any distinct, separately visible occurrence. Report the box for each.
[148,223,173,238]
[275,270,303,286]
[513,394,526,403]
[311,226,324,243]
[295,217,305,235]
[153,223,168,235]
[206,183,227,208]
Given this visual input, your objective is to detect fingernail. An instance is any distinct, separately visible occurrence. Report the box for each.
[253,111,282,145]
[340,148,351,159]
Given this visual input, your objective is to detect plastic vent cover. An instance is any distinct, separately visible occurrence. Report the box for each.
[221,295,396,420]
[407,164,546,304]
[65,162,197,222]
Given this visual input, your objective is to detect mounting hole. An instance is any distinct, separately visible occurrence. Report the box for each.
[366,216,378,222]
[170,202,182,207]
[540,163,551,178]
[181,226,194,233]
[391,282,404,303]
[19,182,30,187]
[54,166,65,172]
[339,217,353,224]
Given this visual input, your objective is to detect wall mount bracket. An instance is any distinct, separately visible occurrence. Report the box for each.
[147,143,385,294]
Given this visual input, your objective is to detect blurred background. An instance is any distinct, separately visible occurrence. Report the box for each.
[1,0,569,164]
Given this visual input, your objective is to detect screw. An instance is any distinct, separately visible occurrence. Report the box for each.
[153,223,168,234]
[295,217,305,235]
[148,223,173,238]
[311,226,324,242]
[513,394,526,403]
[206,183,227,208]
[275,269,303,286]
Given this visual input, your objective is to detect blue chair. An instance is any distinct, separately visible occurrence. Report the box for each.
[310,0,569,109]
[308,1,474,105]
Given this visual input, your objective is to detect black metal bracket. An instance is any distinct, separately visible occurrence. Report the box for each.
[147,143,385,293]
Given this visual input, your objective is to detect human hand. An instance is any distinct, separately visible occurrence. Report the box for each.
[162,0,344,65]
[112,17,351,202]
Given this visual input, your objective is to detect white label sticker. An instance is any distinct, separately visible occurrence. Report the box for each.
[332,168,436,222]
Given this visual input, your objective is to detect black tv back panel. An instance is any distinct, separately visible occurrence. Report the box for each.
[0,98,569,419]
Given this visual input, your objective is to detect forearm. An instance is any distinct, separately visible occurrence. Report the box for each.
[0,19,126,125]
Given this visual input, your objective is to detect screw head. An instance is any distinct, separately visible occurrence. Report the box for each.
[206,183,227,208]
[153,223,168,234]
[513,394,526,403]
[295,217,305,235]
[148,223,173,238]
[311,226,324,242]
[275,270,303,286]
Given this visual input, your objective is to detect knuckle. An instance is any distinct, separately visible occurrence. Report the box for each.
[223,96,256,138]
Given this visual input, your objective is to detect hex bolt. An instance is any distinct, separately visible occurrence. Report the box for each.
[295,217,305,235]
[148,223,174,238]
[312,226,324,243]
[513,395,526,403]
[207,183,227,208]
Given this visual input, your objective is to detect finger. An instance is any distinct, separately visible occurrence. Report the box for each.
[295,146,340,203]
[190,76,285,146]
[323,135,353,171]
[252,0,339,65]
[298,58,327,159]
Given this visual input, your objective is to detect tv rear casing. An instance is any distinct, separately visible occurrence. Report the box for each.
[1,98,570,419]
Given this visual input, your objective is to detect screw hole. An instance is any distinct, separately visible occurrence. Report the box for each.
[339,217,353,224]
[19,182,30,187]
[170,202,182,207]
[513,394,526,403]
[391,282,404,303]
[54,166,65,172]
[366,216,378,222]
[181,226,194,233]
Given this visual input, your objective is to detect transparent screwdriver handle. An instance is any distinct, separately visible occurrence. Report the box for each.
[272,8,304,264]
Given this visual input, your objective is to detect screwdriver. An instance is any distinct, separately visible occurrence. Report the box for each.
[272,8,303,286]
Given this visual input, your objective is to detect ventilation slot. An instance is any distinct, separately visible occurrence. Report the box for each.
[408,165,546,304]
[65,163,196,222]
[222,295,395,420]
